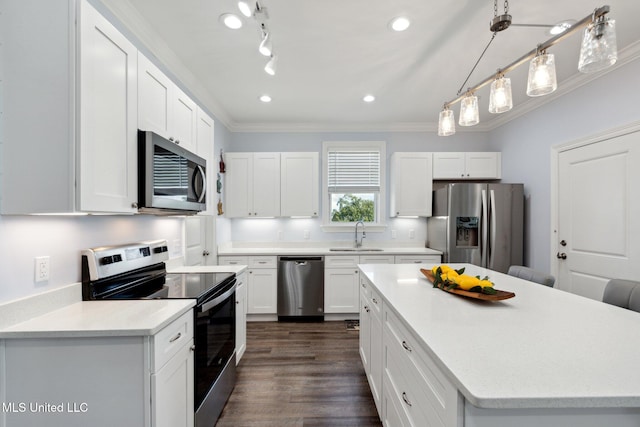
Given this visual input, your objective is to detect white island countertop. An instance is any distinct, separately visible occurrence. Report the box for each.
[0,299,195,339]
[218,245,441,256]
[359,263,640,410]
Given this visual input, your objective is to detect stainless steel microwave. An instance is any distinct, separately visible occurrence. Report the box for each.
[138,130,206,214]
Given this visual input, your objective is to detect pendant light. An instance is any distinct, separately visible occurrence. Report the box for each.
[438,107,456,136]
[578,15,617,73]
[459,94,479,126]
[526,50,557,97]
[488,74,513,113]
[264,55,277,76]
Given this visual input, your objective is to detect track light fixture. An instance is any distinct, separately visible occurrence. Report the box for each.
[264,55,277,76]
[437,3,617,136]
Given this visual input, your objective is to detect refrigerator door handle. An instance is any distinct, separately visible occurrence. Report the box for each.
[489,189,497,269]
[481,189,488,267]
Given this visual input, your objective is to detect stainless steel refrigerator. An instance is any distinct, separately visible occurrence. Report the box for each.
[427,183,524,273]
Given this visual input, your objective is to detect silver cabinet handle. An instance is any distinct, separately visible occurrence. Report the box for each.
[372,298,378,305]
[402,392,412,407]
[361,282,367,288]
[190,345,195,352]
[169,137,175,142]
[401,340,412,352]
[364,305,370,313]
[169,332,182,343]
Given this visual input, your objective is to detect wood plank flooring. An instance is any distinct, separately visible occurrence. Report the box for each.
[215,321,382,427]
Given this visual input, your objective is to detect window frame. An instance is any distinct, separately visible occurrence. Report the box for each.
[321,141,387,232]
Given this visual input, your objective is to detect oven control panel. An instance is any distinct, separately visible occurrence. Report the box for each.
[82,240,169,281]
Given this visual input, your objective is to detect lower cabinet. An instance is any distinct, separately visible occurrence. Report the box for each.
[218,256,277,315]
[359,276,383,414]
[394,255,441,264]
[235,271,247,364]
[0,310,194,427]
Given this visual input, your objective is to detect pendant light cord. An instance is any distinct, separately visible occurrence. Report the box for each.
[456,32,498,96]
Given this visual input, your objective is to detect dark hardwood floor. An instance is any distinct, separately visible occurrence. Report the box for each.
[215,321,382,427]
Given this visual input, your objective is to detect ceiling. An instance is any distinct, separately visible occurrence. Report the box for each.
[104,0,640,132]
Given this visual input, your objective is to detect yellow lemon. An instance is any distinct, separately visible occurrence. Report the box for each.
[479,279,494,288]
[439,265,452,273]
[457,275,481,290]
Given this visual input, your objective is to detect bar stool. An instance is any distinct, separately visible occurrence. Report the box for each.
[507,265,555,287]
[602,279,640,313]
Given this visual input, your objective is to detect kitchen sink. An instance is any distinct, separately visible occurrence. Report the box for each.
[329,248,384,252]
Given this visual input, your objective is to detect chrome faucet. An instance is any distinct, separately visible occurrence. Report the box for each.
[355,220,366,248]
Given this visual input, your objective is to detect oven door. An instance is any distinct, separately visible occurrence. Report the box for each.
[194,278,236,426]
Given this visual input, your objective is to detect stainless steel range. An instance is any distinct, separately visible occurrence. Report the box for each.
[81,240,236,427]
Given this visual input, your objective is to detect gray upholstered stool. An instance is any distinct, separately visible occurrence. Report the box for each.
[507,265,556,287]
[602,279,640,312]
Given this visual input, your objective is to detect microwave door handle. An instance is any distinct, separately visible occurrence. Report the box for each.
[194,165,206,203]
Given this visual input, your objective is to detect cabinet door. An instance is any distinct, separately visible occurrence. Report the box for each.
[247,269,277,314]
[225,153,253,217]
[370,306,383,409]
[359,283,372,371]
[432,152,466,179]
[138,52,172,138]
[252,153,281,217]
[235,273,247,364]
[465,152,501,179]
[78,1,138,213]
[196,108,215,215]
[391,152,433,217]
[151,340,194,427]
[324,268,360,313]
[281,152,319,217]
[171,87,198,153]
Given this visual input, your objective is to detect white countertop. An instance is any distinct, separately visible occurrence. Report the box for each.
[0,299,195,339]
[359,263,640,409]
[218,246,441,256]
[167,265,247,274]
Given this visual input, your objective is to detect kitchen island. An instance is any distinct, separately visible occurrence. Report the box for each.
[358,263,640,427]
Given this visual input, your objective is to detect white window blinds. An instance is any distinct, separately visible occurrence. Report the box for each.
[327,150,380,193]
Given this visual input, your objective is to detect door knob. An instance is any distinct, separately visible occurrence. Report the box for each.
[560,240,567,246]
[203,250,210,256]
[556,252,567,260]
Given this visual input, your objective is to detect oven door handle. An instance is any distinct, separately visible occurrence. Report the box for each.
[200,281,237,312]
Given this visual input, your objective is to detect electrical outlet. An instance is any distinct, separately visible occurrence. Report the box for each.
[391,229,397,239]
[409,229,415,239]
[35,256,50,282]
[277,230,284,240]
[303,230,310,239]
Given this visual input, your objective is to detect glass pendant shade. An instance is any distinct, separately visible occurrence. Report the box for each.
[488,76,513,114]
[264,55,277,76]
[438,109,456,136]
[578,18,617,73]
[527,53,557,97]
[459,95,479,126]
[259,32,272,56]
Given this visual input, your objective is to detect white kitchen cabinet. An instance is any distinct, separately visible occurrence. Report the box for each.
[359,276,383,415]
[433,152,501,180]
[0,310,194,427]
[196,107,215,215]
[225,153,281,218]
[1,0,138,214]
[383,306,461,427]
[218,256,276,315]
[280,152,319,217]
[390,152,433,217]
[394,255,441,264]
[324,256,360,313]
[359,254,395,264]
[235,271,247,364]
[138,52,198,154]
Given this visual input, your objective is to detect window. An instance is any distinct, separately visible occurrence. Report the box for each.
[322,141,386,230]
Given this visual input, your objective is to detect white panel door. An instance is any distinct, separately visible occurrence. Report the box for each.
[557,131,640,300]
[138,52,171,138]
[252,153,281,217]
[79,1,137,213]
[151,340,194,427]
[225,153,253,217]
[390,152,432,217]
[324,268,359,313]
[184,216,207,266]
[247,269,277,314]
[280,152,319,217]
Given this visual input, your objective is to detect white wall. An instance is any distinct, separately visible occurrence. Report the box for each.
[489,56,640,273]
[225,130,491,244]
[0,215,184,303]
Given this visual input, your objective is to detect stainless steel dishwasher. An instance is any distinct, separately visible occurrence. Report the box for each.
[277,256,324,320]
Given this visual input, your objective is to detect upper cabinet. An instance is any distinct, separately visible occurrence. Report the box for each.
[225,153,281,218]
[138,53,197,153]
[195,108,215,216]
[280,152,319,217]
[1,0,138,214]
[390,152,433,217]
[433,152,501,180]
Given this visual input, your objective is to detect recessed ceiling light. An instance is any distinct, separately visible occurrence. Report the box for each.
[549,20,575,35]
[389,16,410,32]
[220,13,243,30]
[363,94,375,103]
[259,95,272,103]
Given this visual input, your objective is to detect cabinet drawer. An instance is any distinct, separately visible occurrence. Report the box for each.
[369,286,382,317]
[218,256,249,266]
[325,255,359,268]
[394,255,441,264]
[359,254,395,264]
[249,256,277,268]
[152,310,193,372]
[384,308,459,427]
